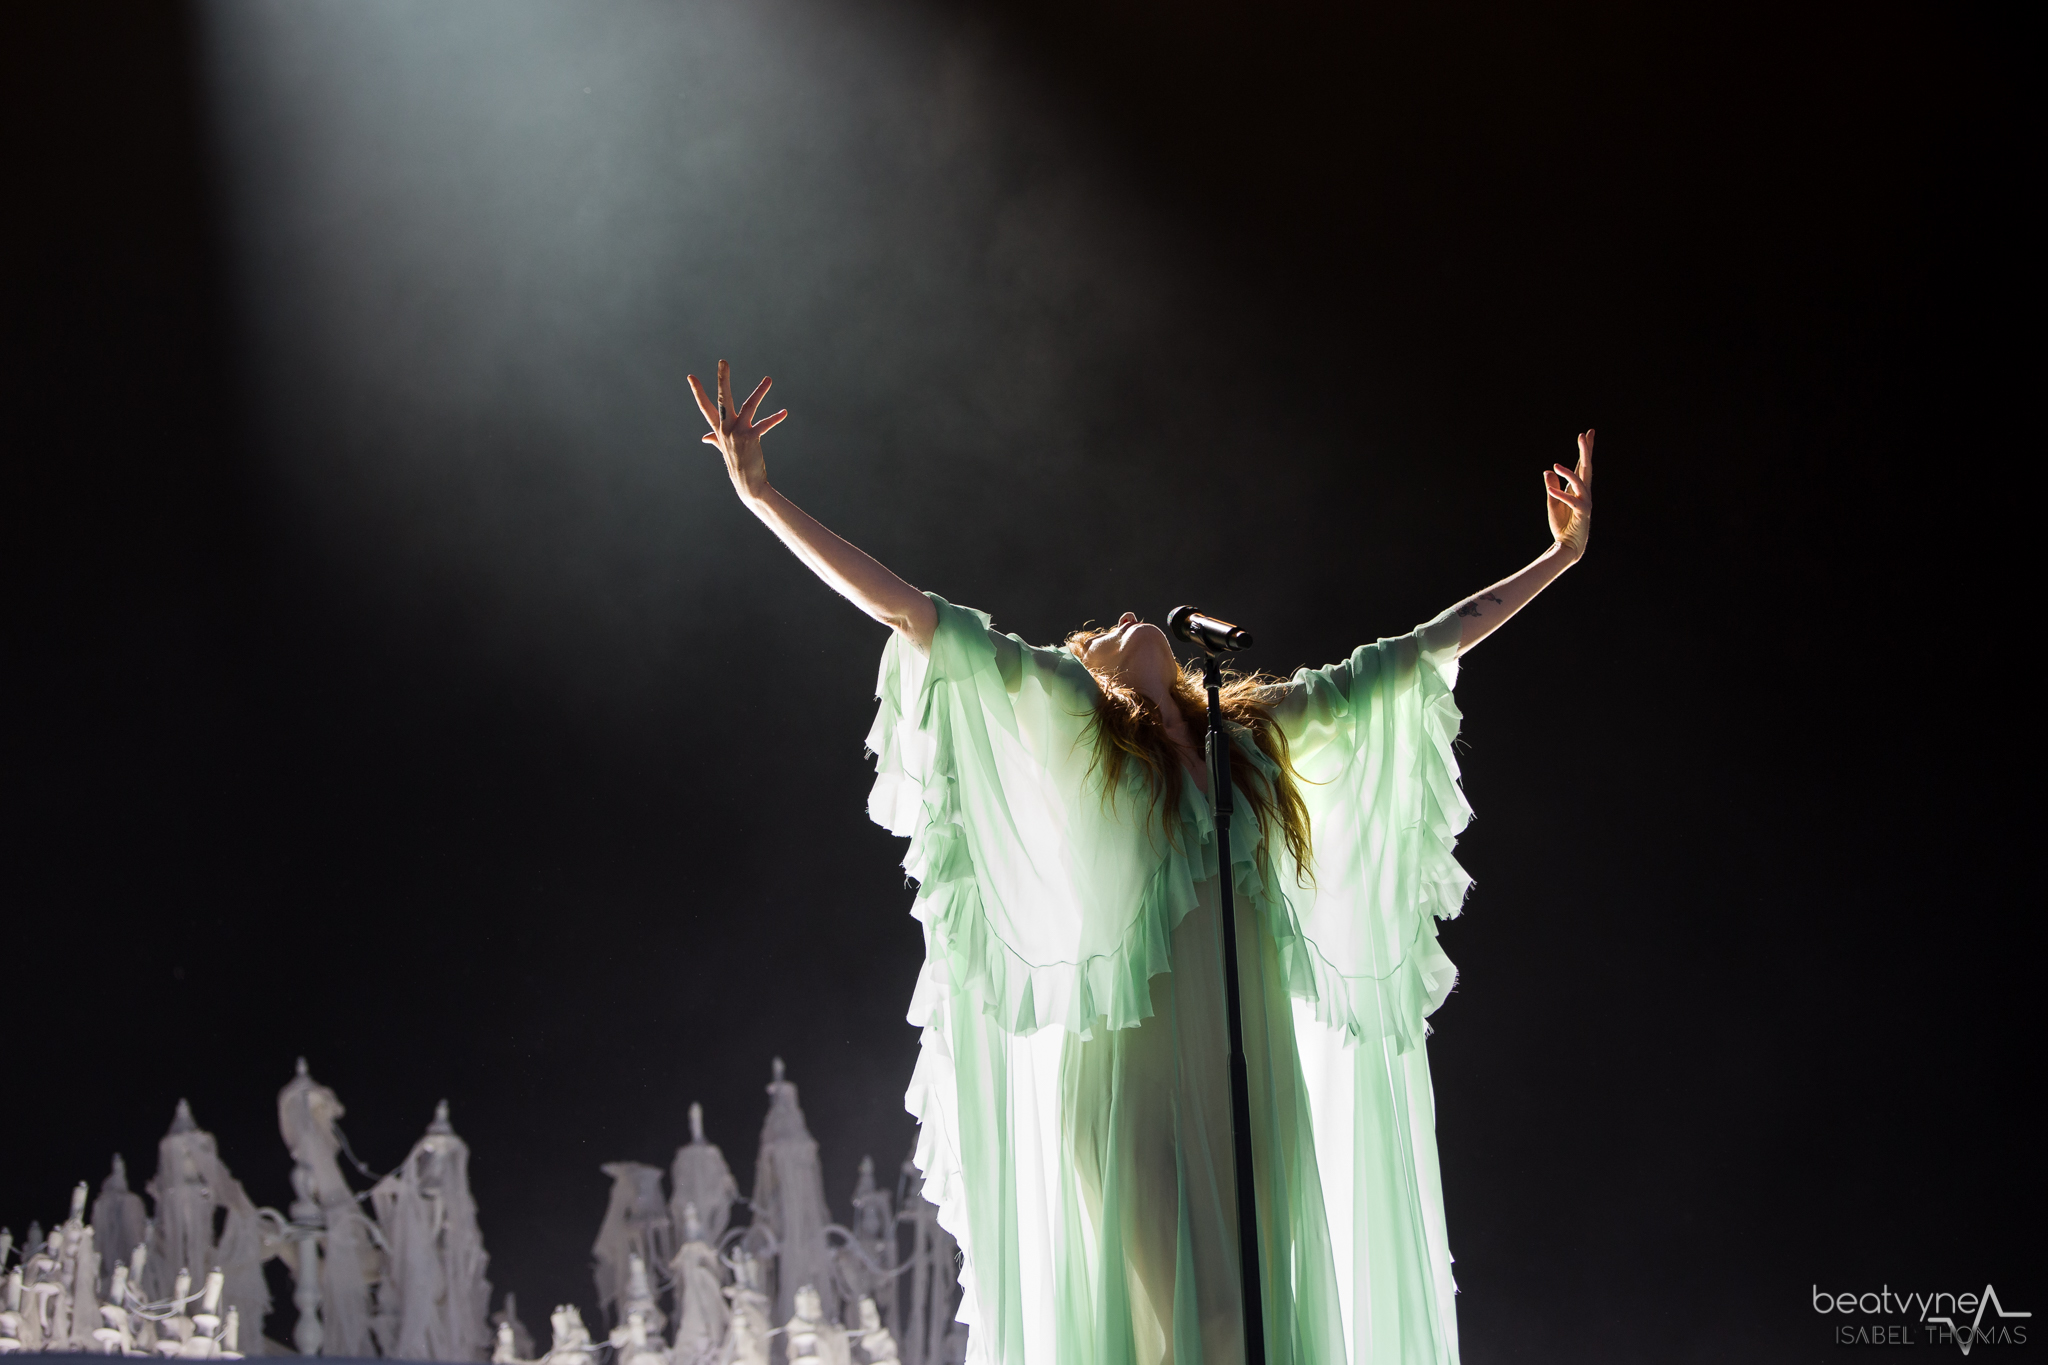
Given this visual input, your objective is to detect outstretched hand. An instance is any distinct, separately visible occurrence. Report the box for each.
[1545,430,1594,560]
[1448,428,1595,656]
[688,359,787,501]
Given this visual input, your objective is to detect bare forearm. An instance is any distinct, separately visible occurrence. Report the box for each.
[742,485,937,647]
[689,362,936,646]
[1450,542,1578,654]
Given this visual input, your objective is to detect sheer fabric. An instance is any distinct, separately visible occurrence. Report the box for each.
[868,594,1470,1365]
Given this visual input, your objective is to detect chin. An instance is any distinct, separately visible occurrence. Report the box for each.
[1130,623,1170,646]
[1126,628,1179,675]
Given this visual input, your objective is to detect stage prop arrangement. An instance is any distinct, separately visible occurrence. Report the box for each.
[0,1060,964,1365]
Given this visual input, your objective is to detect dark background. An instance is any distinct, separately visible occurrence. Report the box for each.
[1,1,2031,1361]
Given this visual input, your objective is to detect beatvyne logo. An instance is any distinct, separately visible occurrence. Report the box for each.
[1813,1283,2032,1355]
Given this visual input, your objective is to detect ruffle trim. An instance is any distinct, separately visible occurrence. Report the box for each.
[868,597,1473,1058]
[900,979,997,1351]
[918,780,1328,1040]
[1293,630,1473,1052]
[871,599,1317,1045]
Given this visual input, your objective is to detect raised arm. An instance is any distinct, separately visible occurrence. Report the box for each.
[1446,429,1593,655]
[690,360,937,649]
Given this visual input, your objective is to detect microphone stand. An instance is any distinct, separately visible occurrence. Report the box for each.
[1199,648,1267,1365]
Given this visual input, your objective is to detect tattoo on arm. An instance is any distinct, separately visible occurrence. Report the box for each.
[1456,591,1505,620]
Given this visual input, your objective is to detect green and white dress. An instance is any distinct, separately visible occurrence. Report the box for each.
[868,594,1473,1365]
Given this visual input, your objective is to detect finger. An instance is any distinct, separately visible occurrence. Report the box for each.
[1546,486,1585,513]
[1551,463,1585,495]
[687,373,720,428]
[753,409,789,436]
[717,359,734,421]
[740,375,772,423]
[1579,429,1595,479]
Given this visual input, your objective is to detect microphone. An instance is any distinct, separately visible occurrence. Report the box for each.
[1167,606,1254,653]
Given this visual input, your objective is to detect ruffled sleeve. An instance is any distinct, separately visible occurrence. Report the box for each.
[866,593,1219,1041]
[1268,608,1473,1053]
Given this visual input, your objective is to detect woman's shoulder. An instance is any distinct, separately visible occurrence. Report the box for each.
[926,594,1099,700]
[1007,632,1101,703]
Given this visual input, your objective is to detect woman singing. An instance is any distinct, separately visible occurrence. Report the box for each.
[689,360,1593,1365]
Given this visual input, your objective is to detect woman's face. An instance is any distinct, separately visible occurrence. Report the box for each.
[1077,612,1178,686]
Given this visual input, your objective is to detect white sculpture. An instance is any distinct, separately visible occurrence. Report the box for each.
[1,1053,995,1363]
[130,1246,160,1354]
[838,1159,895,1337]
[669,1103,739,1251]
[668,1204,728,1365]
[8,1247,48,1353]
[369,1100,493,1362]
[852,1297,899,1364]
[616,1252,665,1339]
[189,1267,229,1356]
[784,1284,850,1365]
[894,1162,960,1365]
[1,1262,21,1348]
[46,1256,245,1360]
[590,1163,670,1330]
[751,1061,836,1333]
[607,1308,666,1365]
[1,1267,25,1354]
[0,1200,216,1360]
[491,1292,536,1361]
[166,1266,196,1349]
[11,1231,70,1354]
[278,1059,378,1358]
[145,1098,270,1339]
[91,1259,140,1355]
[53,1184,100,1351]
[89,1157,148,1300]
[723,1251,772,1365]
[545,1304,596,1365]
[12,1223,49,1353]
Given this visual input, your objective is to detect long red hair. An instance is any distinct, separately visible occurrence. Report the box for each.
[1065,627,1314,883]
